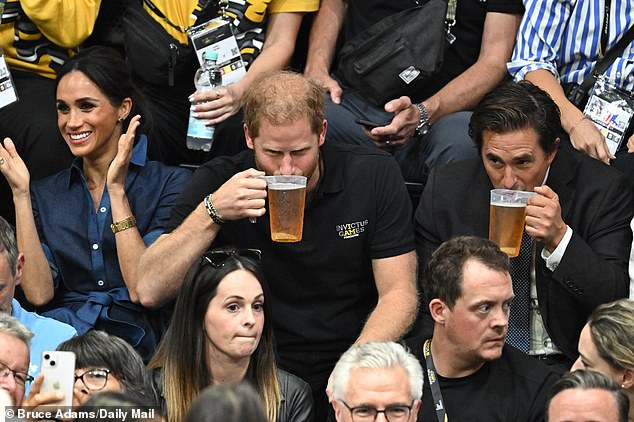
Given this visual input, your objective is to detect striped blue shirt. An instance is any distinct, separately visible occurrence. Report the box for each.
[507,0,634,92]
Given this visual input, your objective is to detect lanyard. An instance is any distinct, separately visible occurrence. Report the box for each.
[423,339,449,422]
[600,0,611,58]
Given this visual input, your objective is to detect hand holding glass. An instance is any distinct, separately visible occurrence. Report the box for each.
[489,189,535,257]
[259,176,307,242]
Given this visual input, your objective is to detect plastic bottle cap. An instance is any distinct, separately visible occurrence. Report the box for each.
[205,51,218,61]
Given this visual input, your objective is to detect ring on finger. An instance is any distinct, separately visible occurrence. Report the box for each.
[0,157,5,165]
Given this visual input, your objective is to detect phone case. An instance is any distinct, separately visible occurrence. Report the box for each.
[40,351,75,407]
[355,118,383,129]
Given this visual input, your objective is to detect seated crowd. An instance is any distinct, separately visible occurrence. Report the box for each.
[0,1,633,421]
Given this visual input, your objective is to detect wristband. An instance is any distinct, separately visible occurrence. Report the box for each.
[110,215,136,234]
[204,193,225,225]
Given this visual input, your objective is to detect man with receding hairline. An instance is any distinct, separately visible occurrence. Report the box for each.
[546,370,629,422]
[138,71,418,419]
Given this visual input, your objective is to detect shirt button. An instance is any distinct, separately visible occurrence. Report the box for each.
[543,340,549,347]
[99,207,107,213]
[97,280,104,286]
[92,243,99,250]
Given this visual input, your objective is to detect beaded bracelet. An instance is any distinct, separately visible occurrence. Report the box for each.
[204,193,225,225]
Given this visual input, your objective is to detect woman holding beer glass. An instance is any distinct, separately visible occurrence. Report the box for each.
[149,248,313,422]
[571,299,634,421]
[0,46,189,360]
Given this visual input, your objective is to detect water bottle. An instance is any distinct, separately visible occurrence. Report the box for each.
[186,51,223,152]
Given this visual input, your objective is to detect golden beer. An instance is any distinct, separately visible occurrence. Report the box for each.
[489,202,526,257]
[268,183,306,242]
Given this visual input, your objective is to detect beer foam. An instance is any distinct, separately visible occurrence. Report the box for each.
[490,201,527,207]
[268,183,305,190]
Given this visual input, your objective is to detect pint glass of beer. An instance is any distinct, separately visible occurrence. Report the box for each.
[263,176,307,242]
[489,189,535,257]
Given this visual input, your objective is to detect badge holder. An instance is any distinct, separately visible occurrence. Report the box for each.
[583,76,634,156]
[186,7,247,86]
[0,0,18,110]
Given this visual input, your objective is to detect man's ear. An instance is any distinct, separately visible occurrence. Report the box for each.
[411,399,422,419]
[429,298,447,324]
[332,398,344,421]
[14,253,24,286]
[318,119,327,147]
[244,123,255,150]
[546,137,560,165]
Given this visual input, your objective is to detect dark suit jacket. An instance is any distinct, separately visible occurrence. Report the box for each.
[415,145,633,359]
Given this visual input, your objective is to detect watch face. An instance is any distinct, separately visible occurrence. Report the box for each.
[416,124,430,136]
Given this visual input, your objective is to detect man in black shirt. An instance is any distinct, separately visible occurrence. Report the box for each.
[406,236,558,421]
[137,71,418,420]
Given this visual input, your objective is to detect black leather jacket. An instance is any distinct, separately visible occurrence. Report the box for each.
[277,369,314,422]
[152,368,313,421]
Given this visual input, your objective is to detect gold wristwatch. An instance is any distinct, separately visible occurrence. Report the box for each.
[110,216,136,234]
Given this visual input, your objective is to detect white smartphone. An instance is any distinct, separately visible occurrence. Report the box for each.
[40,351,75,406]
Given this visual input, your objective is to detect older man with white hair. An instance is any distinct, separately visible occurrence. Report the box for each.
[331,342,423,422]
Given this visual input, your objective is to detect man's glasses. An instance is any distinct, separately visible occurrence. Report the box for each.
[0,360,33,388]
[74,368,111,391]
[203,249,262,267]
[339,400,415,422]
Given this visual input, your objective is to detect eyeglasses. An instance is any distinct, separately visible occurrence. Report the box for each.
[0,360,33,388]
[74,368,111,391]
[203,249,262,267]
[339,400,414,422]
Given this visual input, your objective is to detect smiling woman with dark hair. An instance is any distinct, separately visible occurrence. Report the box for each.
[148,248,313,422]
[0,46,190,360]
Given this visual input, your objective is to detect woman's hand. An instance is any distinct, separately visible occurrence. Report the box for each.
[22,374,65,408]
[107,115,141,195]
[189,84,243,125]
[0,137,31,198]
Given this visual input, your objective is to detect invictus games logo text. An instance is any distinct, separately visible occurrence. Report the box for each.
[337,220,369,239]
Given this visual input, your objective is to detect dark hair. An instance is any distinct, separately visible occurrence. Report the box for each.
[77,391,162,422]
[57,330,158,405]
[425,236,510,308]
[184,383,268,422]
[546,370,629,422]
[469,80,561,154]
[55,46,150,134]
[148,248,280,422]
[0,216,18,276]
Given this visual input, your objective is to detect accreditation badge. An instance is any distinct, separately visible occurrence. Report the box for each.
[583,76,634,156]
[0,48,18,109]
[187,17,247,86]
